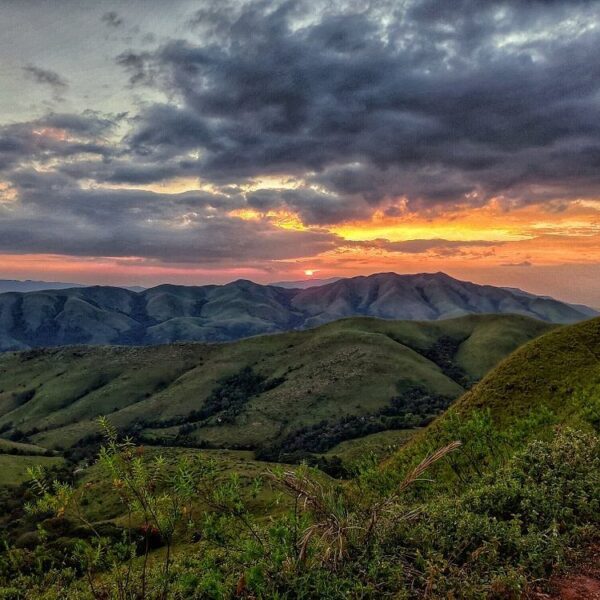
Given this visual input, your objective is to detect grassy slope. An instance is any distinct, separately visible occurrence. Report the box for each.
[78,447,287,525]
[387,316,600,474]
[0,438,49,455]
[323,429,416,463]
[453,316,600,423]
[0,315,552,452]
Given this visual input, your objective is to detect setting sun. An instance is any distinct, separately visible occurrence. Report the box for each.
[304,269,316,277]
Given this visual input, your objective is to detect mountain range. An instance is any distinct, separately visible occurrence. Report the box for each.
[0,272,594,351]
[0,279,87,294]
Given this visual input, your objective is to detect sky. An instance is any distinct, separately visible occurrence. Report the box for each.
[1,0,600,305]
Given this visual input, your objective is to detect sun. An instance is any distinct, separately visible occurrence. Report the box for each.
[304,269,316,277]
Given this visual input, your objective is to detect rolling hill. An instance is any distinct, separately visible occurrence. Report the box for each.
[0,272,592,351]
[451,314,600,426]
[0,314,552,458]
[387,316,600,482]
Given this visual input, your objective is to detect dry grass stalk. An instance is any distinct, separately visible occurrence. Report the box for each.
[269,440,462,568]
[364,440,462,543]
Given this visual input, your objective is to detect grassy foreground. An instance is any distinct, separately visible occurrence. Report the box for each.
[0,317,597,598]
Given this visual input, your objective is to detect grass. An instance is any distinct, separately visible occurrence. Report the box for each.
[0,438,50,455]
[322,429,416,464]
[70,446,294,527]
[454,315,600,424]
[0,454,63,485]
[386,316,600,486]
[0,317,597,599]
[0,314,551,455]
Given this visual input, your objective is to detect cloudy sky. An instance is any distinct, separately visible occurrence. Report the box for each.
[1,0,600,304]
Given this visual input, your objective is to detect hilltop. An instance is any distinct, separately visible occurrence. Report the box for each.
[0,272,592,351]
[433,315,600,432]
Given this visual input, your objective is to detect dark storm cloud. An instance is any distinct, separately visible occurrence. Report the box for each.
[0,170,338,262]
[41,112,119,136]
[0,165,495,263]
[0,113,117,173]
[0,166,499,262]
[58,160,182,185]
[246,188,372,225]
[119,0,600,212]
[2,0,600,265]
[116,51,158,86]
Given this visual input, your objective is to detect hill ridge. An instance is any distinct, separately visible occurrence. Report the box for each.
[0,314,553,455]
[385,316,600,482]
[0,272,593,351]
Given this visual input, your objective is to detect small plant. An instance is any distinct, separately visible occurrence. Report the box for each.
[27,416,201,600]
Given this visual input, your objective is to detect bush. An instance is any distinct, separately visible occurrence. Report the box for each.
[388,428,600,597]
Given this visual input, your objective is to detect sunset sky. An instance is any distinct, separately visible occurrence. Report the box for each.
[1,0,600,305]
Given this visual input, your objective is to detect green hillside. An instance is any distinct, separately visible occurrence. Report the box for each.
[0,314,552,461]
[0,454,63,486]
[386,316,600,484]
[452,315,600,424]
[0,317,597,599]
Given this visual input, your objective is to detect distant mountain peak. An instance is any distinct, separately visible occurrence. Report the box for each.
[0,272,595,352]
[271,276,342,289]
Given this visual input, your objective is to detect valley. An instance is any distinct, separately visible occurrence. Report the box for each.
[0,306,596,599]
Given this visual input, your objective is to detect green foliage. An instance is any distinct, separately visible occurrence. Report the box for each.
[392,428,600,597]
[24,416,206,600]
[258,386,454,464]
[0,420,598,599]
[385,317,600,495]
[577,385,600,431]
[2,314,600,598]
[175,366,284,435]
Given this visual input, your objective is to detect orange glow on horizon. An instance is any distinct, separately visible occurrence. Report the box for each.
[0,196,599,303]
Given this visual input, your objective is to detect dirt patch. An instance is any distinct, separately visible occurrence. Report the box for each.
[528,545,600,599]
[551,575,600,599]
